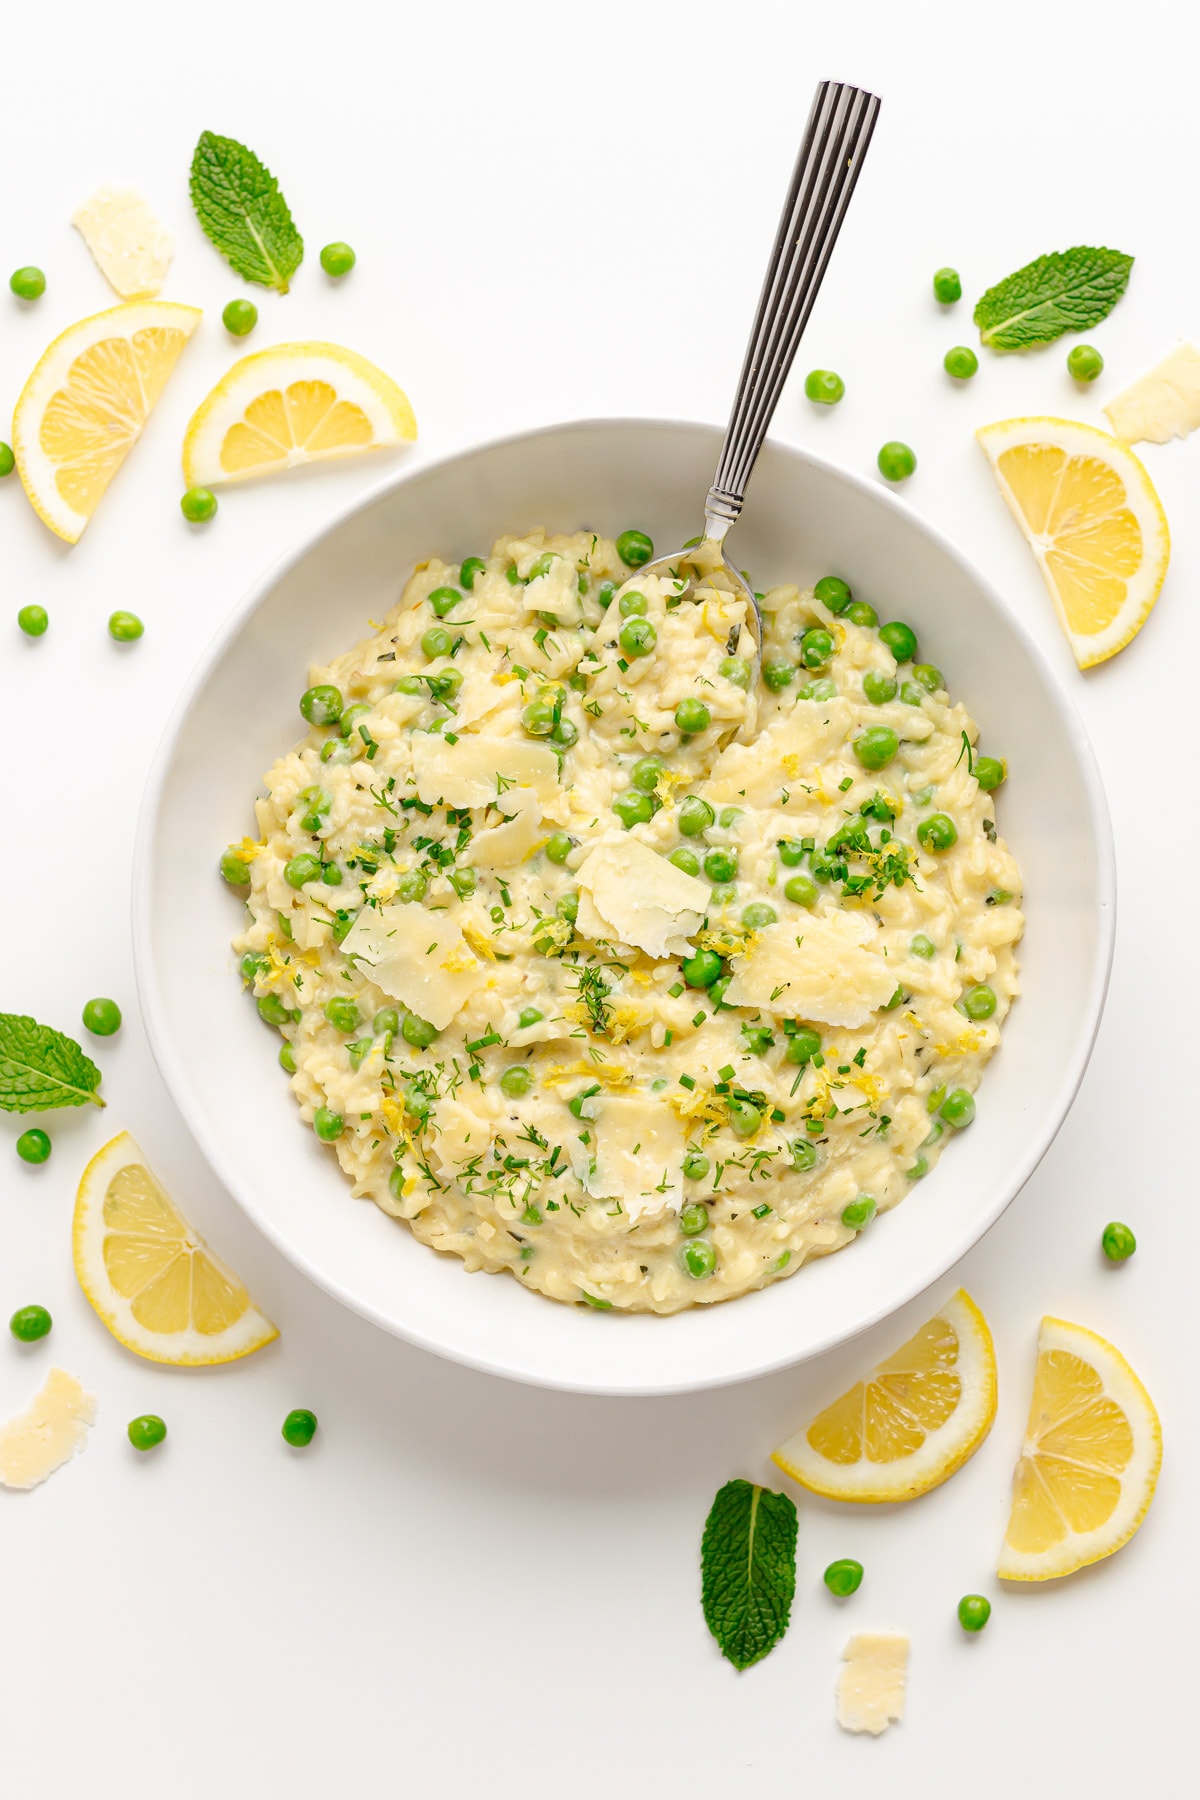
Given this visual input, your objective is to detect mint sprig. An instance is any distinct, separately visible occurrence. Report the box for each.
[701,1478,797,1670]
[189,132,303,293]
[0,1012,104,1112]
[974,246,1133,351]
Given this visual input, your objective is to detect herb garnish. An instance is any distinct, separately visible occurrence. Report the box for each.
[0,1013,105,1112]
[189,132,303,293]
[701,1478,797,1670]
[974,245,1133,351]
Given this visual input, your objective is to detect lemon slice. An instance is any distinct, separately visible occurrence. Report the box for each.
[182,341,416,487]
[977,416,1169,669]
[73,1131,278,1365]
[771,1289,996,1501]
[12,301,201,543]
[997,1317,1161,1582]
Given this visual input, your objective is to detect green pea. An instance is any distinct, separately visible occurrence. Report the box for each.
[421,625,453,659]
[800,627,834,669]
[500,1065,533,1098]
[842,1195,877,1229]
[682,949,723,989]
[9,266,46,300]
[718,656,751,688]
[962,984,996,1020]
[0,442,14,477]
[680,1201,709,1235]
[957,1594,991,1632]
[222,298,257,335]
[396,869,428,903]
[879,620,918,663]
[704,847,738,883]
[1102,1220,1137,1262]
[284,853,322,889]
[844,599,878,628]
[944,345,978,379]
[854,726,899,771]
[528,552,559,579]
[804,368,845,404]
[619,617,656,657]
[613,790,655,828]
[741,1025,774,1057]
[918,813,957,852]
[298,785,333,832]
[682,1239,717,1279]
[863,670,897,705]
[814,575,852,614]
[913,662,944,693]
[786,1027,821,1066]
[545,832,574,865]
[940,1087,976,1128]
[824,1558,864,1597]
[108,610,144,642]
[517,1006,544,1029]
[347,1037,371,1068]
[556,891,579,925]
[279,1042,296,1073]
[907,1155,929,1180]
[82,996,122,1036]
[910,933,936,959]
[899,679,926,706]
[777,839,804,866]
[799,677,838,701]
[1068,344,1103,382]
[282,1408,318,1447]
[616,528,654,568]
[675,697,711,734]
[975,755,1007,792]
[631,756,663,792]
[319,241,356,277]
[678,796,715,837]
[180,486,217,523]
[18,604,49,637]
[427,585,462,618]
[741,902,776,929]
[784,874,818,908]
[10,1304,52,1341]
[402,1013,438,1049]
[324,996,360,1033]
[128,1414,168,1451]
[459,556,487,589]
[313,1107,344,1141]
[877,441,917,482]
[618,589,648,617]
[387,1164,407,1202]
[16,1128,51,1165]
[550,718,578,750]
[933,266,962,303]
[257,993,291,1026]
[522,697,557,737]
[336,703,370,741]
[300,684,344,725]
[683,1151,710,1180]
[761,658,795,692]
[669,846,701,876]
[596,579,616,610]
[448,867,476,900]
[218,850,249,885]
[728,1099,761,1139]
[790,1138,818,1170]
[506,565,524,585]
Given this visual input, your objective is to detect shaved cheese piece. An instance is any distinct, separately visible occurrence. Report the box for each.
[703,699,853,804]
[411,730,560,809]
[575,838,708,958]
[584,1094,685,1219]
[471,790,544,869]
[0,1367,97,1490]
[71,184,174,298]
[837,1632,909,1735]
[724,913,895,1026]
[454,669,514,728]
[520,556,582,617]
[342,903,486,1030]
[1105,342,1200,444]
[431,1095,494,1177]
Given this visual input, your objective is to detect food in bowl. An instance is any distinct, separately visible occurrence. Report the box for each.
[223,526,1023,1314]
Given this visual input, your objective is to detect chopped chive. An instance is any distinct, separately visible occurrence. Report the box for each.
[466,1030,502,1053]
[664,1030,673,1046]
[718,1063,735,1081]
[679,1073,696,1090]
[692,1012,706,1028]
[668,981,684,998]
[752,1203,772,1219]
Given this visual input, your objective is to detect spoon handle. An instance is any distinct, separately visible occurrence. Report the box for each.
[704,79,881,541]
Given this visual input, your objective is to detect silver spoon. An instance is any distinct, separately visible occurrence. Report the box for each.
[636,79,880,738]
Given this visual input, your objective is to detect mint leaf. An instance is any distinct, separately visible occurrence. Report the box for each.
[701,1478,797,1670]
[0,1013,105,1112]
[189,132,303,293]
[974,246,1133,351]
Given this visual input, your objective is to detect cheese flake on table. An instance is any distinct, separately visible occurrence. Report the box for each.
[0,1367,97,1490]
[1105,342,1200,444]
[703,698,853,805]
[71,184,174,298]
[723,913,895,1026]
[574,838,708,958]
[411,730,560,809]
[583,1094,685,1219]
[836,1632,909,1735]
[341,903,487,1030]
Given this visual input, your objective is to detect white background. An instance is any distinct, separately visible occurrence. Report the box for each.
[1,1,1192,1792]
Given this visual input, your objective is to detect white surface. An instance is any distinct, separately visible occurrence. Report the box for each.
[1,0,1192,1790]
[135,418,1112,1393]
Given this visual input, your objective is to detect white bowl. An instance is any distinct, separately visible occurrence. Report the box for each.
[134,419,1114,1396]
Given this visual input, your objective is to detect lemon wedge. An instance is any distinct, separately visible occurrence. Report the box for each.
[977,416,1169,669]
[998,1317,1161,1582]
[73,1131,278,1365]
[12,301,201,542]
[182,341,416,487]
[771,1289,996,1501]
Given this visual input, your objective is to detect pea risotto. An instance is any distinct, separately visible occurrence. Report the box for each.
[224,527,1022,1314]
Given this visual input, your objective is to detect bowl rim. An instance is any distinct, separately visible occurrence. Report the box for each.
[132,416,1117,1395]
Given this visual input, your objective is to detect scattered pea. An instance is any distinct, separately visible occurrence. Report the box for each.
[517,1007,544,1030]
[618,589,648,617]
[944,345,978,380]
[324,997,360,1033]
[459,555,487,589]
[82,996,122,1036]
[804,368,845,405]
[912,662,943,693]
[421,625,453,659]
[680,1202,709,1235]
[879,620,918,663]
[556,891,579,925]
[284,853,322,889]
[784,874,818,908]
[128,1414,167,1451]
[279,1042,297,1073]
[631,756,662,792]
[933,267,962,304]
[427,585,461,617]
[9,266,46,300]
[395,869,427,903]
[108,610,144,642]
[545,831,573,865]
[180,485,218,523]
[718,656,751,688]
[910,933,936,959]
[313,1106,344,1141]
[762,657,795,691]
[785,1027,821,1066]
[844,599,878,627]
[616,528,654,568]
[957,1594,991,1633]
[940,1088,976,1129]
[813,575,852,614]
[522,697,556,737]
[741,902,776,929]
[1102,1220,1137,1262]
[675,697,711,735]
[790,1138,818,1170]
[918,813,957,852]
[800,627,834,669]
[281,1407,318,1447]
[500,1065,533,1099]
[300,684,344,726]
[728,1099,761,1139]
[961,984,996,1020]
[841,1195,877,1229]
[402,1013,438,1049]
[799,676,838,701]
[863,670,897,705]
[777,839,805,866]
[18,604,48,637]
[682,949,723,989]
[613,790,655,828]
[0,442,14,477]
[703,847,738,883]
[682,1239,717,1279]
[974,755,1007,791]
[1067,344,1103,382]
[619,617,656,657]
[668,846,701,876]
[550,717,578,749]
[9,1304,51,1342]
[824,1558,864,1597]
[854,726,899,771]
[877,441,917,482]
[320,241,356,277]
[16,1128,51,1165]
[222,298,258,336]
[258,994,291,1026]
[682,1151,710,1180]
